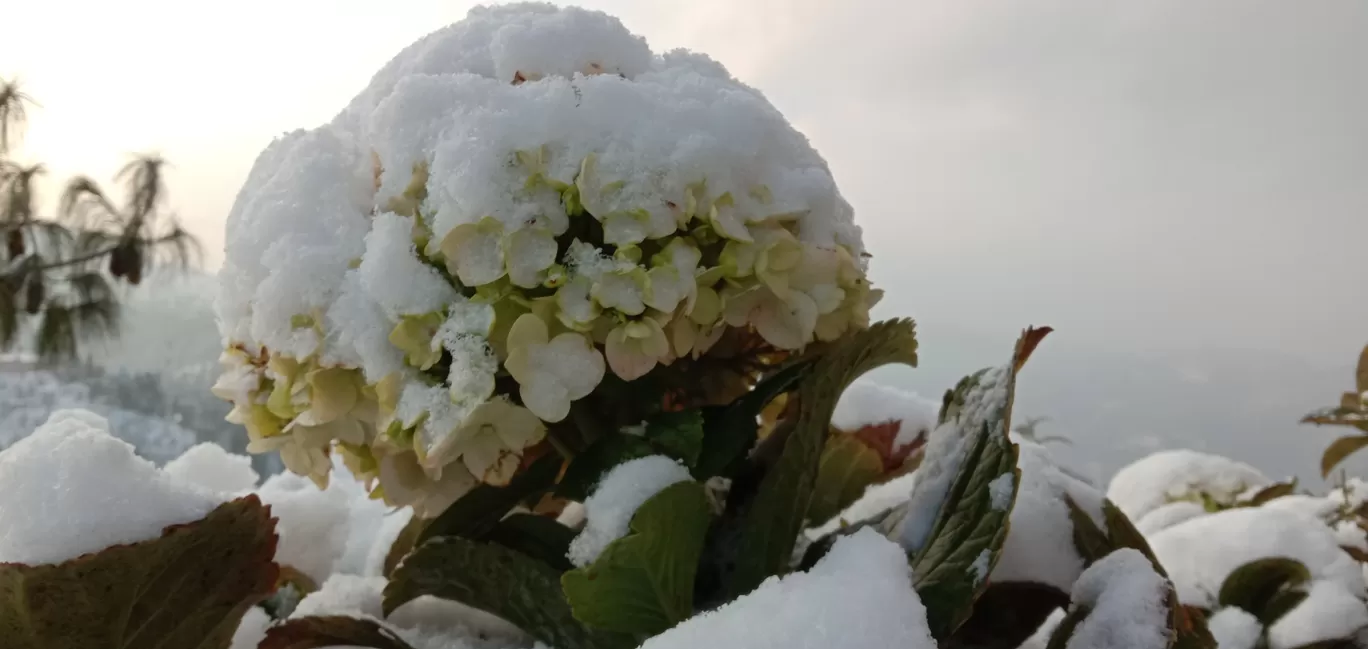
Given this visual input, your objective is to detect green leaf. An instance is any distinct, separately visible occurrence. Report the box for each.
[1218,557,1311,625]
[0,495,279,649]
[419,452,561,544]
[383,515,428,577]
[259,615,416,649]
[485,514,576,573]
[384,536,631,649]
[807,434,885,525]
[562,481,712,636]
[894,327,1048,639]
[694,359,812,479]
[556,434,657,502]
[643,409,705,467]
[725,319,918,598]
[1321,435,1368,478]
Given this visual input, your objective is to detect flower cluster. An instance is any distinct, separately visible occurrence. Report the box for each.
[212,4,877,517]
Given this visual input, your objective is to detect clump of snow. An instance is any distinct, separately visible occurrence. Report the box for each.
[1134,500,1208,536]
[832,380,939,448]
[229,606,272,649]
[256,469,356,584]
[896,365,1010,553]
[639,528,937,649]
[1147,507,1364,608]
[989,472,1015,510]
[807,471,919,539]
[1206,607,1262,649]
[0,410,221,565]
[1017,608,1065,649]
[1266,580,1368,649]
[1107,450,1268,521]
[567,455,691,567]
[164,442,261,493]
[992,437,1106,591]
[1066,549,1170,649]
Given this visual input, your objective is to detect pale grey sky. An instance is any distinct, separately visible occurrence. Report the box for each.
[4,0,1366,365]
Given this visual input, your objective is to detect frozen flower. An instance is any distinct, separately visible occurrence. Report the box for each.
[377,448,477,518]
[390,312,445,370]
[592,267,649,316]
[606,317,671,380]
[723,283,819,350]
[506,226,558,288]
[426,397,547,485]
[248,422,339,488]
[437,216,506,286]
[504,313,606,422]
[556,275,600,330]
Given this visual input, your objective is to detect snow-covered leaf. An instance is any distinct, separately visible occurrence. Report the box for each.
[0,495,278,649]
[1217,557,1311,626]
[725,318,918,598]
[259,615,415,649]
[807,434,884,525]
[562,481,712,636]
[1238,479,1299,508]
[383,536,631,649]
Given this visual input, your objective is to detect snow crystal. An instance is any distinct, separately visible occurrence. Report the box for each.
[218,3,861,361]
[229,606,272,649]
[567,455,691,567]
[832,380,939,449]
[0,410,220,565]
[163,442,261,494]
[1067,549,1170,649]
[1107,449,1268,521]
[1206,608,1262,649]
[992,438,1106,592]
[1134,501,1208,536]
[639,529,937,649]
[897,365,1010,553]
[257,469,354,583]
[1267,580,1368,649]
[1148,507,1364,608]
[989,472,1015,510]
[807,471,919,539]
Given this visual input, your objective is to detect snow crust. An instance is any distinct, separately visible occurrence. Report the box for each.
[567,455,691,567]
[0,410,221,565]
[1107,449,1268,521]
[1066,549,1170,649]
[832,380,939,448]
[639,529,936,649]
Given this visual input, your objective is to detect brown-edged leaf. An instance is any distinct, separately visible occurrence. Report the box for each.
[807,434,885,524]
[259,615,416,649]
[1321,435,1368,478]
[1356,343,1368,394]
[0,495,278,649]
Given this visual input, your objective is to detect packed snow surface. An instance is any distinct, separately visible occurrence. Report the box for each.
[0,410,221,564]
[639,529,936,649]
[567,454,691,567]
[1107,449,1268,521]
[1066,549,1170,649]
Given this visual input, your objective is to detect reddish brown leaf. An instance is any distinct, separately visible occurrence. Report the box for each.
[260,615,416,649]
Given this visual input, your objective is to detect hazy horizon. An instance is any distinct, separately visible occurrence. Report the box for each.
[3,0,1365,367]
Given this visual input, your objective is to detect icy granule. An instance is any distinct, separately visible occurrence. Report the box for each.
[832,380,939,447]
[257,470,354,583]
[992,438,1106,591]
[163,442,260,494]
[567,455,691,567]
[640,529,936,649]
[1134,501,1207,536]
[1148,507,1364,608]
[1206,608,1261,649]
[229,606,272,649]
[1107,449,1268,521]
[0,410,221,565]
[1066,549,1170,649]
[1267,580,1368,649]
[897,366,1010,553]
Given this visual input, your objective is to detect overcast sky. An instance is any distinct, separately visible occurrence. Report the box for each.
[3,0,1366,365]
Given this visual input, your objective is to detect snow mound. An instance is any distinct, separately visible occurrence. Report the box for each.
[1133,500,1208,536]
[1066,549,1170,649]
[639,528,936,649]
[1206,607,1261,649]
[1267,579,1368,649]
[0,410,221,565]
[567,454,691,567]
[256,470,356,584]
[164,442,261,493]
[832,380,939,445]
[1107,449,1268,521]
[1147,507,1363,608]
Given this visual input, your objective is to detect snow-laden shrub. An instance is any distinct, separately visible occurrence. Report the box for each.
[2,5,1362,649]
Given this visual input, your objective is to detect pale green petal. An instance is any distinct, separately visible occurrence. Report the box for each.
[520,373,573,423]
[440,218,507,286]
[546,332,606,401]
[506,227,558,288]
[602,212,649,247]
